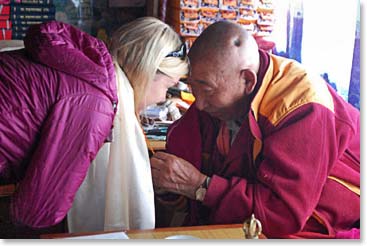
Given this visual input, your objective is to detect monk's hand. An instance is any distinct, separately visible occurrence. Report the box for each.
[150,151,207,200]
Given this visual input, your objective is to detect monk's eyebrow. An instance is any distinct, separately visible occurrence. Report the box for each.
[193,79,210,85]
[187,78,213,87]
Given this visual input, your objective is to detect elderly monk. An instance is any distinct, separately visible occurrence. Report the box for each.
[150,21,360,239]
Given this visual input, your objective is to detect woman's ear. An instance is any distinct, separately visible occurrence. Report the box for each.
[240,69,257,95]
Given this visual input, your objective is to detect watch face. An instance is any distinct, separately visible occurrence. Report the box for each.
[195,187,207,201]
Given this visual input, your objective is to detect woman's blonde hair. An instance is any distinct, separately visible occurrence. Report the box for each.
[109,17,188,113]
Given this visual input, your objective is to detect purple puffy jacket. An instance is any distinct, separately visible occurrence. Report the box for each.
[0,21,118,228]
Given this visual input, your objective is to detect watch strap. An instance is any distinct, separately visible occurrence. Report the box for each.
[195,176,211,201]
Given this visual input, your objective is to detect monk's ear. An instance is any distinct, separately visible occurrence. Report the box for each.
[240,69,257,95]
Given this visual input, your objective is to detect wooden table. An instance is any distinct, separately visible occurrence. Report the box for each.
[41,224,266,239]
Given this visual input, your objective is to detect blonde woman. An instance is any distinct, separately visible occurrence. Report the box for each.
[67,17,188,233]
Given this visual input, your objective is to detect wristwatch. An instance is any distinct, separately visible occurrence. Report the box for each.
[195,176,211,202]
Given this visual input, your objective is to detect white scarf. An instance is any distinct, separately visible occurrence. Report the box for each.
[67,61,155,232]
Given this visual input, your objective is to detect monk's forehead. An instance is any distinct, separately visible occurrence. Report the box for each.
[188,41,244,70]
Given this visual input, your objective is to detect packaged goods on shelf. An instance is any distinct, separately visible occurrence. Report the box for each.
[181,0,200,8]
[201,0,219,8]
[171,0,275,49]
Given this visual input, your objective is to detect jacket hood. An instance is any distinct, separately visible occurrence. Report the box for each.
[24,21,117,103]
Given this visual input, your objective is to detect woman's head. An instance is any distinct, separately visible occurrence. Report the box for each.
[109,17,188,114]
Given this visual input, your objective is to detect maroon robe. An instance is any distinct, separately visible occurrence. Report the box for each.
[164,50,360,238]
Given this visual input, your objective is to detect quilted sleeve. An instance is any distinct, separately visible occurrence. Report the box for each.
[10,94,115,228]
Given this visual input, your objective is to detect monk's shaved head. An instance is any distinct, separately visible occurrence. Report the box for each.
[188,21,259,73]
[186,21,261,121]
